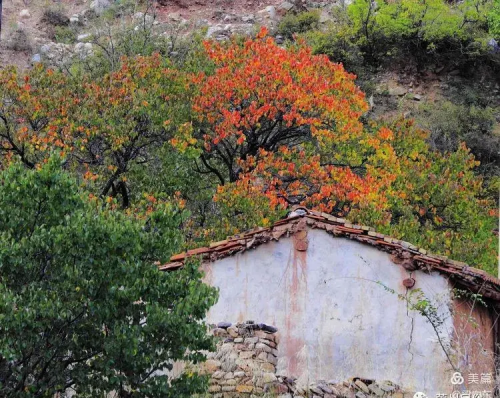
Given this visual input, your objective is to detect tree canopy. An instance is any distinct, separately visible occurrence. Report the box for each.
[0,4,498,396]
[0,29,496,275]
[185,33,497,272]
[0,158,218,397]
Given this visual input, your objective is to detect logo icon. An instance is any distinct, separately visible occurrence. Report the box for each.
[450,391,461,398]
[451,372,465,385]
[414,392,427,398]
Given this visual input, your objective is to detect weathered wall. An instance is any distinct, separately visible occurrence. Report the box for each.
[452,298,496,390]
[201,227,486,396]
[201,321,412,398]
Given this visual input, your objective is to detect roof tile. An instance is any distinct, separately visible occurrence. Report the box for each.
[160,209,500,301]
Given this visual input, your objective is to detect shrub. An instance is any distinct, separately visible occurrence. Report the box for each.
[488,0,500,39]
[41,8,70,26]
[102,0,138,19]
[304,9,364,73]
[277,10,320,40]
[65,15,205,78]
[417,100,499,177]
[345,0,496,67]
[6,28,32,52]
[53,25,76,44]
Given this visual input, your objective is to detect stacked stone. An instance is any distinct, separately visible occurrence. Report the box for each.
[201,321,411,398]
[201,320,280,398]
[274,378,408,398]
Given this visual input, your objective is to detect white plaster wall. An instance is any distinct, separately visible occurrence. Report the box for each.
[203,228,457,396]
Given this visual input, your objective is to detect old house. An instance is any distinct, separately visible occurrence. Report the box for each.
[161,208,500,398]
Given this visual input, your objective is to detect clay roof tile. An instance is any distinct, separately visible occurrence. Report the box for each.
[160,208,500,301]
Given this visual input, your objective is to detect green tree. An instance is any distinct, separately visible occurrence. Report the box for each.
[0,158,218,397]
[342,0,496,66]
[379,118,498,275]
[488,0,500,39]
[278,10,321,40]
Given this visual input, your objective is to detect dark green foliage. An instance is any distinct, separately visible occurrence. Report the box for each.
[418,100,499,176]
[53,26,77,44]
[278,10,321,40]
[0,158,218,397]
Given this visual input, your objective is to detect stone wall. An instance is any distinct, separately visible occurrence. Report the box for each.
[200,321,280,396]
[200,321,412,398]
[202,230,460,396]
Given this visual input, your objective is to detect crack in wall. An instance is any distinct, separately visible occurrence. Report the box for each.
[406,273,416,368]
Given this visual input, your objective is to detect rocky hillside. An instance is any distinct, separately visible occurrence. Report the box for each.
[1,0,499,189]
[1,0,313,69]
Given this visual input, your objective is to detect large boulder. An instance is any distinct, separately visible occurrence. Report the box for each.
[277,1,295,15]
[257,6,277,20]
[277,0,308,15]
[488,38,500,53]
[74,42,94,59]
[91,0,112,14]
[69,14,81,25]
[40,42,73,61]
[19,9,31,19]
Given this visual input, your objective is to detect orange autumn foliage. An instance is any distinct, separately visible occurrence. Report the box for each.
[0,33,495,273]
[191,28,398,221]
[186,32,496,276]
[193,28,368,166]
[0,55,188,208]
[0,65,77,168]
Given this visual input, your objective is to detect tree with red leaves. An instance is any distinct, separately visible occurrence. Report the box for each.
[188,28,397,219]
[183,29,496,273]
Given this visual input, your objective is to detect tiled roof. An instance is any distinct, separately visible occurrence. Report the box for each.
[160,208,500,302]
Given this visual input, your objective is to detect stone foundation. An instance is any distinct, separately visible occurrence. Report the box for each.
[200,320,279,396]
[200,321,412,398]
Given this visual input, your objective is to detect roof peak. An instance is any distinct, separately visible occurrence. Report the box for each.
[160,209,500,302]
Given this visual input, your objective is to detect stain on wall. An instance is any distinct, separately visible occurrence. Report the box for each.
[202,228,494,396]
[202,321,416,398]
[452,297,496,390]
